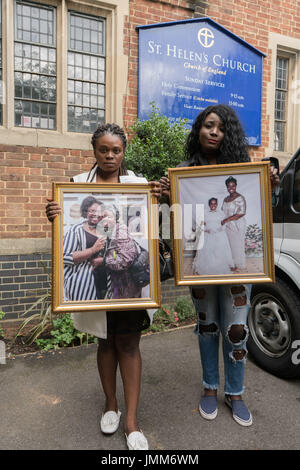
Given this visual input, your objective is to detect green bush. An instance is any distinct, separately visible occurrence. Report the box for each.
[125,103,189,181]
[149,305,179,332]
[35,314,97,351]
[0,311,5,338]
[174,296,196,322]
[12,263,97,351]
[147,296,196,333]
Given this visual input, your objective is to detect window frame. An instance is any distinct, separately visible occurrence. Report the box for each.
[67,9,106,133]
[267,33,300,164]
[274,55,289,153]
[14,0,57,130]
[0,0,129,150]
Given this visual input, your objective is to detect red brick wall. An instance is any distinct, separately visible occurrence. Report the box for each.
[0,145,95,239]
[205,0,300,162]
[1,0,199,242]
[124,0,300,162]
[123,0,196,129]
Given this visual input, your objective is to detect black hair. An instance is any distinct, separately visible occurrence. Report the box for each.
[208,197,218,206]
[88,123,128,178]
[91,123,127,151]
[225,176,237,187]
[185,104,250,164]
[80,196,102,218]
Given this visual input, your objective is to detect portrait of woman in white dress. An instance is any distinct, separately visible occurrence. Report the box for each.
[193,197,234,275]
[221,176,247,270]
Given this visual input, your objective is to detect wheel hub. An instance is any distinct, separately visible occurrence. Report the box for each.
[249,295,291,358]
[261,316,275,335]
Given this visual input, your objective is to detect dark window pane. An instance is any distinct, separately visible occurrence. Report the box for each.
[16,1,55,45]
[97,97,104,108]
[32,102,39,114]
[83,94,89,106]
[68,12,105,132]
[274,57,288,151]
[68,92,74,104]
[15,57,22,70]
[274,121,285,152]
[83,68,90,81]
[49,104,56,116]
[68,80,74,92]
[90,95,97,107]
[14,2,56,129]
[98,71,105,83]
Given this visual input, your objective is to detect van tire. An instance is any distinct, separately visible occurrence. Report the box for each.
[248,277,300,379]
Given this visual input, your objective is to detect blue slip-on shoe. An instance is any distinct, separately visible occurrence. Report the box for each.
[225,395,253,426]
[199,395,218,420]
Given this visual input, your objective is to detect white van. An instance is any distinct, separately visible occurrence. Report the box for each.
[248,150,300,378]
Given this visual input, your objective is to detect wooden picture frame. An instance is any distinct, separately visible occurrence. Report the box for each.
[169,162,275,286]
[52,183,161,313]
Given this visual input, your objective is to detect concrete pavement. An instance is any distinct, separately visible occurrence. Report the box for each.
[0,326,300,450]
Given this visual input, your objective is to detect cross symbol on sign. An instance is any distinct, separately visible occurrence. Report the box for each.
[198,28,215,48]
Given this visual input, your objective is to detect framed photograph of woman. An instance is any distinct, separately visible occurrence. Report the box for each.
[52,182,161,313]
[169,161,275,285]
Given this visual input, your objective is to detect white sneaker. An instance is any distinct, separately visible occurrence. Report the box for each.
[100,410,121,434]
[125,431,149,450]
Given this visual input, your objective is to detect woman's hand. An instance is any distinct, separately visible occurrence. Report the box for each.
[90,257,104,269]
[148,181,162,200]
[222,213,244,225]
[159,176,170,199]
[270,166,280,190]
[91,237,106,255]
[46,198,62,222]
[73,238,106,265]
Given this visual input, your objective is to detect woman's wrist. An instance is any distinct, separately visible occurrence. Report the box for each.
[73,248,94,263]
[88,247,96,257]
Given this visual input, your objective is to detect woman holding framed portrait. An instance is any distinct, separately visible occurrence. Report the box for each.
[46,123,161,451]
[160,104,279,427]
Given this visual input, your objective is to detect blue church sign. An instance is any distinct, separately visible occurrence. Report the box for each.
[137,18,265,146]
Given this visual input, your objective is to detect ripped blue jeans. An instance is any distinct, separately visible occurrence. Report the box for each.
[191,284,251,396]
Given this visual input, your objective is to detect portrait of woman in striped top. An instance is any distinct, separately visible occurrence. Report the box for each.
[63,195,107,301]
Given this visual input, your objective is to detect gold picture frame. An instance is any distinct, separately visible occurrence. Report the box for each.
[169,161,275,286]
[52,182,161,313]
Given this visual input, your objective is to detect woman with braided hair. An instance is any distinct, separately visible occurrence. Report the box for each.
[46,123,162,450]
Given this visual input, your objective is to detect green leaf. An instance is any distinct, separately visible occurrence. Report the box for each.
[125,102,188,181]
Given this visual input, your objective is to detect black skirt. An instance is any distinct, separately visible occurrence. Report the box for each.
[106,309,150,336]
